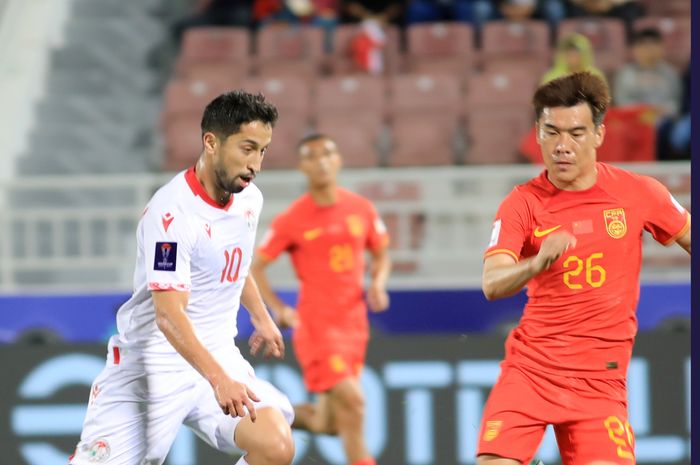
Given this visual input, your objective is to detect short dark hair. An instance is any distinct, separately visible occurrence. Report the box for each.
[201,90,279,139]
[296,133,334,152]
[632,27,662,44]
[532,72,611,126]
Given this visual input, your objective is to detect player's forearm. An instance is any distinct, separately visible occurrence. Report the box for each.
[250,260,289,317]
[153,297,227,385]
[482,257,540,300]
[370,249,391,289]
[241,274,277,325]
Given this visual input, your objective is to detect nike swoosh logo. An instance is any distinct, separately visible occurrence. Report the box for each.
[533,225,562,237]
[303,228,323,241]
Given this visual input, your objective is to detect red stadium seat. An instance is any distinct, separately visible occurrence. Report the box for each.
[557,18,627,74]
[314,75,387,121]
[634,17,691,70]
[254,24,325,79]
[640,0,690,17]
[464,70,538,164]
[261,117,310,169]
[387,73,463,166]
[176,27,252,75]
[161,77,233,127]
[481,20,551,75]
[329,24,402,76]
[315,114,384,168]
[389,73,464,119]
[404,22,475,80]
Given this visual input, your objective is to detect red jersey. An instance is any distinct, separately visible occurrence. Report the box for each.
[485,162,689,379]
[257,188,389,347]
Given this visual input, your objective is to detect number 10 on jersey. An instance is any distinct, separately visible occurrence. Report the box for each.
[221,247,243,283]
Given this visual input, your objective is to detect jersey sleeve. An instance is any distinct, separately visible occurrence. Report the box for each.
[143,204,196,292]
[257,213,295,261]
[365,201,390,252]
[640,175,690,245]
[484,188,532,262]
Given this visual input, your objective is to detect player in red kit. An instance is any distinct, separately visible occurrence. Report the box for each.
[477,72,691,465]
[252,134,391,465]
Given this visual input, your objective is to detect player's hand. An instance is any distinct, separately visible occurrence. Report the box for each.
[367,283,389,312]
[212,377,260,422]
[532,230,577,273]
[249,315,285,359]
[276,305,299,329]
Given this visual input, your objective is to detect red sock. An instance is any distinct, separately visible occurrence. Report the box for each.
[351,459,376,465]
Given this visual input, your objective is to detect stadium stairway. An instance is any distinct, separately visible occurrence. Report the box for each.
[15,0,171,181]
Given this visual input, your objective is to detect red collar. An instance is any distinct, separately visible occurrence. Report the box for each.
[185,166,234,211]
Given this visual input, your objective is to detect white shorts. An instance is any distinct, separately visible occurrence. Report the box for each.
[69,348,293,465]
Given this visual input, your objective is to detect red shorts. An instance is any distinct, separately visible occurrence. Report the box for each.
[293,338,367,393]
[477,364,635,465]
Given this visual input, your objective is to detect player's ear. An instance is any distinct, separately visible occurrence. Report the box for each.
[202,132,218,154]
[593,123,606,148]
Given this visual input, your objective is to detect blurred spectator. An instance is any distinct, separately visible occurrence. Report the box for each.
[404,0,495,27]
[343,0,405,26]
[254,0,340,50]
[614,27,682,159]
[541,33,606,84]
[567,0,643,39]
[254,0,339,26]
[494,0,566,28]
[173,0,253,42]
[614,27,681,118]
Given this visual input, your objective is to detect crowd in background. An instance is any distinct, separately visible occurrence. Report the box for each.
[164,0,690,165]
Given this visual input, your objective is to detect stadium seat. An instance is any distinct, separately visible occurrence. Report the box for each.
[254,24,325,79]
[329,24,402,76]
[634,16,691,70]
[557,18,627,74]
[481,20,550,75]
[387,73,463,166]
[464,70,538,164]
[314,75,387,121]
[315,114,384,168]
[161,77,233,127]
[404,22,475,81]
[176,27,252,76]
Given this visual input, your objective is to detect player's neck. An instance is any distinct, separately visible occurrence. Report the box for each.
[309,185,338,206]
[195,158,231,206]
[549,166,598,191]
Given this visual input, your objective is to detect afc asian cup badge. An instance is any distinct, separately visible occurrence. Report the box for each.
[78,438,110,462]
[604,208,627,239]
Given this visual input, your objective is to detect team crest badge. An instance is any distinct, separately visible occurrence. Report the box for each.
[79,438,110,462]
[245,209,256,232]
[483,420,503,442]
[346,215,364,237]
[603,208,627,239]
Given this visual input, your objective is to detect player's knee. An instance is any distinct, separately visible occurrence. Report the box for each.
[476,454,521,465]
[257,429,294,465]
[333,383,365,414]
[585,462,623,465]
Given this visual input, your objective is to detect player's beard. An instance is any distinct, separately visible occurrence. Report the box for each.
[214,166,245,194]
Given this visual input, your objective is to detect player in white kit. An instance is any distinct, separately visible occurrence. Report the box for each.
[70,91,295,465]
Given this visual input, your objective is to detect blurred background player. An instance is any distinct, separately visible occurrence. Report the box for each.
[70,91,295,465]
[477,72,690,465]
[252,134,391,465]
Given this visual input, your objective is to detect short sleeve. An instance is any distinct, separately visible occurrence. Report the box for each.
[143,205,196,292]
[640,176,690,245]
[257,213,295,261]
[365,202,390,252]
[484,188,531,262]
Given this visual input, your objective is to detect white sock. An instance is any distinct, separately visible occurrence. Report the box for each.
[235,456,250,465]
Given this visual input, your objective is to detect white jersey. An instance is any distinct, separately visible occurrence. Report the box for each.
[109,167,263,371]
